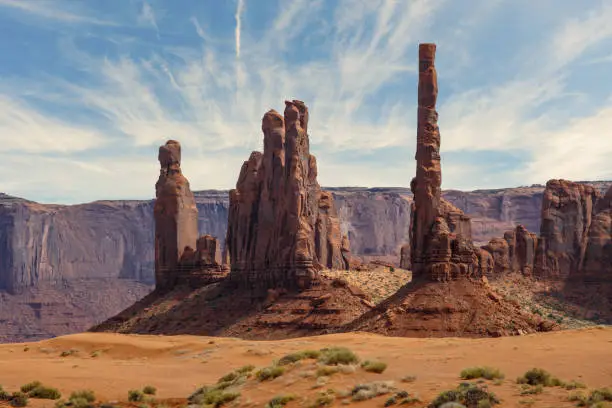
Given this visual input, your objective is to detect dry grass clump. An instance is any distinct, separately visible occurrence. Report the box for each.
[516,368,564,387]
[256,366,286,381]
[361,360,388,374]
[460,367,504,381]
[265,394,296,408]
[350,381,396,402]
[318,347,359,366]
[55,390,96,408]
[278,350,321,365]
[430,383,499,408]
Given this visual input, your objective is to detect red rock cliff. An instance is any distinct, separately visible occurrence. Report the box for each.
[226,100,350,291]
[534,179,600,279]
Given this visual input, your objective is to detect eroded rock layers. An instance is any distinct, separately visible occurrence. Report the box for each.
[226,100,350,291]
[409,43,478,281]
[154,140,227,290]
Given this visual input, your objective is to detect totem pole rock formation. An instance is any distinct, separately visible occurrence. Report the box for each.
[226,100,351,292]
[534,179,600,279]
[408,43,478,280]
[154,140,199,290]
[154,140,227,290]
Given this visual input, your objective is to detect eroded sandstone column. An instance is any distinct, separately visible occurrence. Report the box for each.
[154,140,199,290]
[411,43,442,277]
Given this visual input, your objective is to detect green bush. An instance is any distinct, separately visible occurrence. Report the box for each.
[266,394,296,408]
[69,390,96,403]
[256,366,285,381]
[142,385,157,396]
[361,360,388,374]
[0,386,11,401]
[28,386,61,400]
[128,390,145,402]
[318,347,359,366]
[20,382,41,394]
[279,350,321,365]
[430,383,499,408]
[189,387,240,408]
[10,392,28,407]
[460,367,504,381]
[516,368,563,387]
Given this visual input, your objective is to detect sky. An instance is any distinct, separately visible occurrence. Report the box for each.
[0,0,611,204]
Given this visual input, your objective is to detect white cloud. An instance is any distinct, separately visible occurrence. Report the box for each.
[0,96,106,153]
[0,0,116,26]
[1,0,612,203]
[235,0,245,58]
[138,1,160,38]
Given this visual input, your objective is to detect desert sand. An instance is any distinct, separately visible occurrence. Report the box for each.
[0,328,611,408]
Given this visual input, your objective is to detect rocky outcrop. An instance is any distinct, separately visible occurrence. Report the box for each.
[478,224,538,277]
[154,140,199,290]
[409,43,478,281]
[226,101,350,291]
[534,179,600,279]
[577,185,612,282]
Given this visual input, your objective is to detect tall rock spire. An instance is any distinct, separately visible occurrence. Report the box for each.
[154,140,199,290]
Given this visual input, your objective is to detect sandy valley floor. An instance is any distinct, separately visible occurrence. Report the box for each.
[0,328,611,407]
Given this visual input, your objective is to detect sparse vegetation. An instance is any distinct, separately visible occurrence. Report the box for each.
[310,390,335,407]
[20,382,42,394]
[10,392,28,407]
[60,349,79,357]
[27,385,61,400]
[318,347,359,366]
[0,386,10,401]
[278,350,321,365]
[128,389,145,402]
[317,366,339,377]
[361,360,388,373]
[189,386,240,408]
[142,385,157,396]
[564,380,587,390]
[266,394,296,408]
[460,367,504,381]
[350,381,396,401]
[519,384,543,395]
[216,365,255,388]
[516,368,564,387]
[430,383,499,408]
[256,365,286,381]
[401,375,417,383]
[69,390,96,403]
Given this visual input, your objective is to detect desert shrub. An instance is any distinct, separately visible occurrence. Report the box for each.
[430,383,499,408]
[516,368,563,387]
[128,390,145,402]
[361,360,388,374]
[142,385,156,396]
[69,390,95,403]
[519,384,543,395]
[401,375,417,383]
[310,390,335,407]
[256,366,285,381]
[590,402,612,408]
[20,382,42,394]
[0,386,11,401]
[266,394,296,408]
[350,381,396,402]
[318,347,359,366]
[564,380,586,390]
[589,388,612,405]
[28,385,61,400]
[317,366,339,377]
[568,390,589,405]
[60,349,78,357]
[189,387,240,408]
[279,350,321,365]
[10,392,29,407]
[383,391,418,406]
[460,367,504,381]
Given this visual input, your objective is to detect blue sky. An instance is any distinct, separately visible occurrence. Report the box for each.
[0,0,611,204]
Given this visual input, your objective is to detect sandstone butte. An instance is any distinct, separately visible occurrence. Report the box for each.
[346,43,556,337]
[225,100,353,293]
[90,103,371,339]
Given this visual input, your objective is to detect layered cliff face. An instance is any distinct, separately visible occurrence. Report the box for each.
[534,179,600,279]
[3,184,610,292]
[226,101,350,291]
[581,186,612,281]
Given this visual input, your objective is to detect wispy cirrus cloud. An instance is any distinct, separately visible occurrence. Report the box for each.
[0,0,116,26]
[0,0,611,203]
